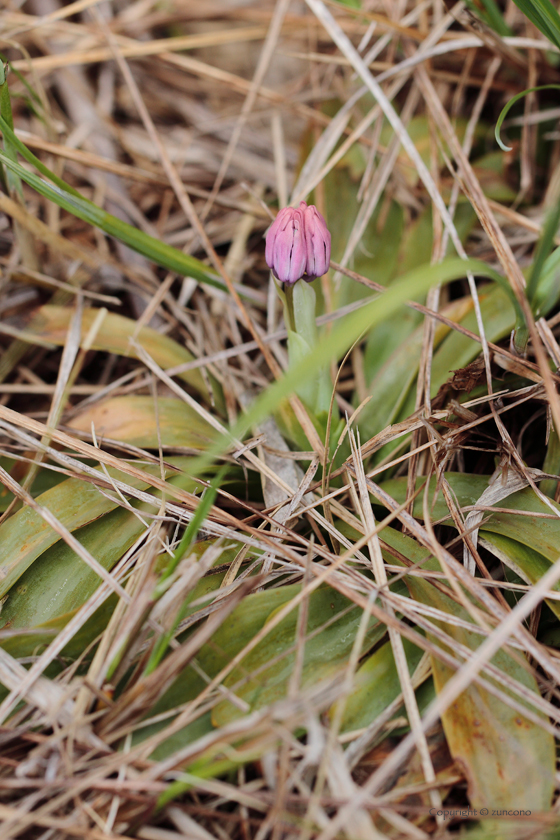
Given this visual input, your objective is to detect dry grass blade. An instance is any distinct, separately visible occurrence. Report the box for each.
[3,0,560,836]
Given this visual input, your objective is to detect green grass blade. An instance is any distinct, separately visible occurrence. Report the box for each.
[0,64,21,197]
[527,202,560,306]
[143,467,228,677]
[185,257,513,477]
[465,0,512,36]
[0,112,83,199]
[495,85,560,151]
[0,150,226,290]
[511,0,560,50]
[154,466,227,601]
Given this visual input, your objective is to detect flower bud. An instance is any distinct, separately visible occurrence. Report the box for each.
[302,203,331,281]
[265,201,331,285]
[265,204,307,285]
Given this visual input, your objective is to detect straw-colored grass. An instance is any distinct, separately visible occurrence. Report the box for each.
[1,0,560,837]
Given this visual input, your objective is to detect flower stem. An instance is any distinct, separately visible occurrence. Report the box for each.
[284,282,296,332]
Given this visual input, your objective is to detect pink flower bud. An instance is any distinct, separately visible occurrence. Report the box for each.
[265,201,331,285]
[302,203,331,282]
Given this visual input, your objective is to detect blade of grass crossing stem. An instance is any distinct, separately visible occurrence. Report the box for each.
[0,150,226,291]
[184,257,512,477]
[143,467,228,676]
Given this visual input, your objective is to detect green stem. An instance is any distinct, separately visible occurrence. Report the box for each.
[284,283,296,332]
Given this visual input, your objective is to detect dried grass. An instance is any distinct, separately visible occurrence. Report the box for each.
[1,0,560,837]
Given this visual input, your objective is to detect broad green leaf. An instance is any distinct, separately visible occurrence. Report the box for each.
[366,285,517,455]
[380,526,555,811]
[317,116,403,309]
[479,531,560,620]
[533,245,560,319]
[379,116,470,188]
[382,472,560,623]
[133,583,301,757]
[381,473,560,569]
[68,396,215,450]
[331,199,403,309]
[470,151,517,203]
[397,205,440,277]
[527,193,560,306]
[0,537,225,696]
[212,586,390,727]
[0,505,146,636]
[333,637,424,733]
[423,287,516,395]
[135,582,386,756]
[0,457,66,512]
[381,472,486,516]
[23,305,210,399]
[542,425,560,498]
[0,463,167,600]
[144,469,230,676]
[363,204,476,386]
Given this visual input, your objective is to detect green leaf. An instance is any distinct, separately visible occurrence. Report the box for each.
[380,526,555,811]
[367,285,519,454]
[0,464,163,600]
[0,465,201,664]
[24,305,211,399]
[68,396,216,450]
[144,467,229,676]
[0,457,66,512]
[333,637,424,733]
[510,0,560,51]
[532,244,560,318]
[527,201,560,309]
[211,585,390,726]
[479,531,560,620]
[359,294,475,439]
[132,582,301,757]
[0,506,145,647]
[381,473,560,571]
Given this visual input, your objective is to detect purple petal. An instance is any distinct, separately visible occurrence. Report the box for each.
[265,202,330,285]
[273,215,307,284]
[303,204,331,280]
[265,207,291,268]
